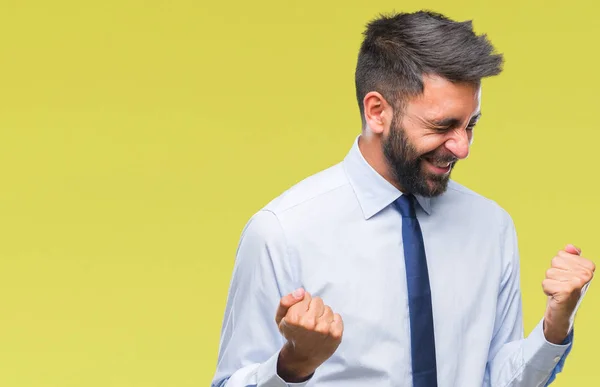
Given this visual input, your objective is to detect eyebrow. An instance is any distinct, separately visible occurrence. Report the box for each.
[427,112,482,128]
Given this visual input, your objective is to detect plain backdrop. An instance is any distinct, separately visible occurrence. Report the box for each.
[0,1,597,386]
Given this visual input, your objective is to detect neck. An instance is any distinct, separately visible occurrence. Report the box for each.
[357,132,405,193]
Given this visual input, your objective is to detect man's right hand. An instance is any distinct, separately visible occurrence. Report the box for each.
[274,288,344,383]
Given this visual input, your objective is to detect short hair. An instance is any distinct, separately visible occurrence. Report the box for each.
[355,10,504,123]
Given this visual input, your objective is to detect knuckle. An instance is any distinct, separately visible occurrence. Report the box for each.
[545,268,553,278]
[569,278,583,291]
[302,318,316,331]
[551,256,561,267]
[330,328,343,340]
[301,292,312,304]
[558,250,568,258]
[285,315,299,326]
[541,278,550,288]
[288,308,304,322]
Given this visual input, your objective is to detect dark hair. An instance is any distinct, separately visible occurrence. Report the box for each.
[355,10,504,123]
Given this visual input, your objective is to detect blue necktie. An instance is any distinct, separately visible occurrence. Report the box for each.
[394,194,438,387]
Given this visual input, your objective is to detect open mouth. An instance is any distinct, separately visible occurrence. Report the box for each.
[422,158,453,175]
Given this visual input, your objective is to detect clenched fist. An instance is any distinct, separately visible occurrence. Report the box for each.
[274,288,343,382]
[543,244,595,344]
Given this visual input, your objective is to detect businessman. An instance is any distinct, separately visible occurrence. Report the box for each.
[211,10,595,387]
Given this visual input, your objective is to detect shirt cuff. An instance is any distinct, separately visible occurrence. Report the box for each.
[257,350,313,387]
[523,318,572,372]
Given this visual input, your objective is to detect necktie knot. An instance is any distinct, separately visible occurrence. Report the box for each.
[395,194,416,218]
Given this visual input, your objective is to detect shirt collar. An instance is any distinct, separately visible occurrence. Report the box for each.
[343,135,432,219]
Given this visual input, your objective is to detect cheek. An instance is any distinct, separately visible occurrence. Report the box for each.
[416,135,448,156]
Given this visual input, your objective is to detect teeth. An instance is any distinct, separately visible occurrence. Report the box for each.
[424,158,451,168]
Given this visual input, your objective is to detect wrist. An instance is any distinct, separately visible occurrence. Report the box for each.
[543,317,570,344]
[277,344,316,383]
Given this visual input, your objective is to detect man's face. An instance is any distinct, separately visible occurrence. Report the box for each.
[382,75,481,197]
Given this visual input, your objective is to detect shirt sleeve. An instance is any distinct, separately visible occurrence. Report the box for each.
[211,210,311,387]
[486,212,573,386]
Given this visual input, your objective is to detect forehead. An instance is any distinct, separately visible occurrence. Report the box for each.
[404,74,481,120]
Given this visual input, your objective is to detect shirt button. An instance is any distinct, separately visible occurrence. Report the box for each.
[554,356,561,363]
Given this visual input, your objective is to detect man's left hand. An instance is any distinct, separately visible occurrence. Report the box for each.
[542,244,595,344]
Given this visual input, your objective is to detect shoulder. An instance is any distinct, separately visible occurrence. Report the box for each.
[263,162,353,216]
[239,162,352,238]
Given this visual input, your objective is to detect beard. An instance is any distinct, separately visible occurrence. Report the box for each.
[382,114,457,197]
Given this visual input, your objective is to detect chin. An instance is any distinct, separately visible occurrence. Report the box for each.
[422,176,451,197]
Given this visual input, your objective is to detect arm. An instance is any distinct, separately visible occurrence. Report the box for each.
[486,214,573,386]
[210,210,309,387]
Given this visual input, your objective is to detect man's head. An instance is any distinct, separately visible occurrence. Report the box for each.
[355,11,503,197]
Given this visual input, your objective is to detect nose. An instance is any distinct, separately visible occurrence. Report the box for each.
[444,128,471,160]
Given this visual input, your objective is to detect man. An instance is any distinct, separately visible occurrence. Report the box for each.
[210,10,595,387]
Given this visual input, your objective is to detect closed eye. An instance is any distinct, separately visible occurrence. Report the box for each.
[426,112,481,132]
[431,121,477,133]
[467,112,481,130]
[466,115,481,131]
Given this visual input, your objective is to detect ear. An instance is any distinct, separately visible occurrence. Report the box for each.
[363,92,392,134]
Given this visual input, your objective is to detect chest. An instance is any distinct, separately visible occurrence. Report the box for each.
[295,210,503,315]
[290,209,503,382]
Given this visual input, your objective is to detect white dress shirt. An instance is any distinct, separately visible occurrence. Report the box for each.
[211,136,573,387]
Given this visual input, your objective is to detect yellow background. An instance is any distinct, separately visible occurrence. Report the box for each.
[0,1,597,386]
